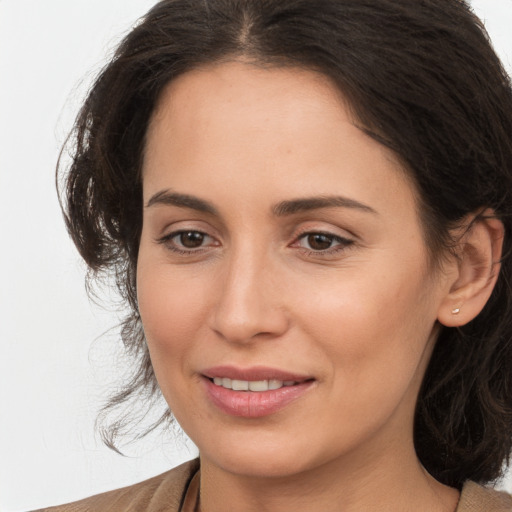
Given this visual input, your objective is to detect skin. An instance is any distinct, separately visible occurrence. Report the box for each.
[137,61,464,512]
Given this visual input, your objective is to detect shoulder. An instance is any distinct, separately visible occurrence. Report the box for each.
[457,481,512,512]
[31,459,200,512]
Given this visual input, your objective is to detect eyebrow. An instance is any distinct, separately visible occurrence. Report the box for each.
[146,190,219,215]
[146,190,377,217]
[272,196,377,216]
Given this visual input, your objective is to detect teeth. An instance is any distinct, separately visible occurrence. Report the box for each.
[232,379,249,391]
[212,378,298,392]
[268,379,282,390]
[248,380,269,391]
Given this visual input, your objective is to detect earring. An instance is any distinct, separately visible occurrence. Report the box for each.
[451,307,461,315]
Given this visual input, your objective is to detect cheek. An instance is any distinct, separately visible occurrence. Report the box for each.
[136,256,211,363]
[136,259,216,424]
[296,258,438,381]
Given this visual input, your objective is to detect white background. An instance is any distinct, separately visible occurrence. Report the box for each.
[1,1,511,511]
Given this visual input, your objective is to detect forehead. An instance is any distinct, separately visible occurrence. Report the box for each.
[151,60,349,122]
[145,61,354,169]
[142,61,417,221]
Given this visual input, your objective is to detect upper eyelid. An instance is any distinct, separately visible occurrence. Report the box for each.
[292,223,356,241]
[157,225,354,239]
[159,229,215,243]
[295,228,352,238]
[293,232,354,248]
[155,219,357,245]
[165,230,352,253]
[157,220,220,238]
[158,231,353,258]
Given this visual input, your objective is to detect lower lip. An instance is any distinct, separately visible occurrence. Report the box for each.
[203,378,314,418]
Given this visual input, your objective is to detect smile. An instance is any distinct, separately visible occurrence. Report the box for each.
[212,378,298,392]
[201,367,315,418]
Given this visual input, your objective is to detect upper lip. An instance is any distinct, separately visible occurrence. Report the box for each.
[202,365,313,382]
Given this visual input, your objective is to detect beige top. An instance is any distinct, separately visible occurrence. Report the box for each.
[33,459,512,512]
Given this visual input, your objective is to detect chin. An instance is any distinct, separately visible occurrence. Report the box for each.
[204,449,312,479]
[195,427,348,481]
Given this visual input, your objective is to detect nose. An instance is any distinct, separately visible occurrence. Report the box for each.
[209,249,289,344]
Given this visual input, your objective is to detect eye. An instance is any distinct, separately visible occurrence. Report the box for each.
[294,231,353,254]
[175,230,209,249]
[158,229,217,253]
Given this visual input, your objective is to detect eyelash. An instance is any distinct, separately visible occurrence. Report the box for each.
[157,230,217,255]
[156,229,354,257]
[292,230,354,257]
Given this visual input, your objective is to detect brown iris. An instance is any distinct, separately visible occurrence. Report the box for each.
[306,233,335,251]
[179,231,205,248]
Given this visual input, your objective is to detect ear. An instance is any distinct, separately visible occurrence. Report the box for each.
[437,210,504,327]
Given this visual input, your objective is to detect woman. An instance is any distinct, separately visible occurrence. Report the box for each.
[38,0,512,510]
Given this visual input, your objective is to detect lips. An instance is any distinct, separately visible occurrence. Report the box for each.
[201,366,314,418]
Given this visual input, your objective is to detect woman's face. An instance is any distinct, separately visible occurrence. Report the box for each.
[137,62,454,479]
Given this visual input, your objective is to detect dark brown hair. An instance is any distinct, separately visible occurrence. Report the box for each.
[60,0,512,488]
